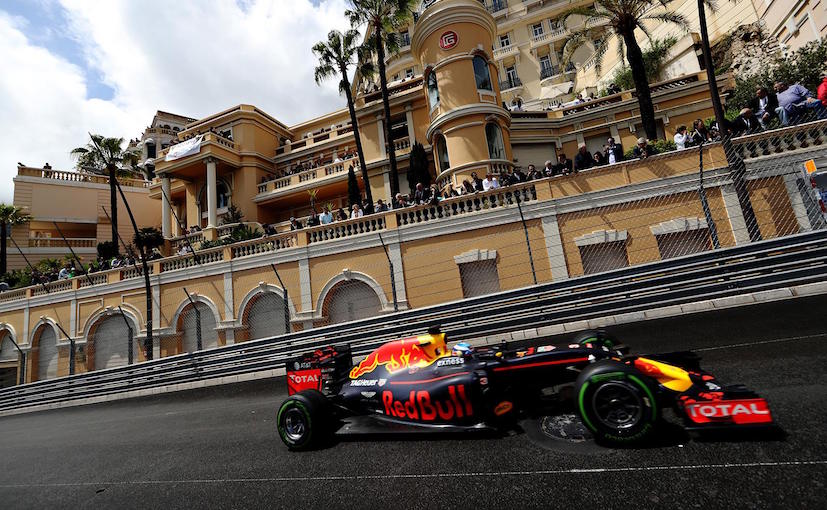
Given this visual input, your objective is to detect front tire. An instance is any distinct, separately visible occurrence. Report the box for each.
[276,390,332,451]
[575,360,659,446]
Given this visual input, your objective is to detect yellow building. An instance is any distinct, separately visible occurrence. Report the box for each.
[1,0,821,388]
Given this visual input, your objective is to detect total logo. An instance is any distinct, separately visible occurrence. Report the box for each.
[382,385,473,421]
[686,399,772,424]
[288,373,319,384]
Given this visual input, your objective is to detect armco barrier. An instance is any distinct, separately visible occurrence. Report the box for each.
[1,230,826,412]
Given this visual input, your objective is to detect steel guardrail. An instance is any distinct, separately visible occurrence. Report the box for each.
[1,230,826,411]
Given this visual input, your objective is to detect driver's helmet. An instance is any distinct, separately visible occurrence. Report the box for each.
[452,342,473,357]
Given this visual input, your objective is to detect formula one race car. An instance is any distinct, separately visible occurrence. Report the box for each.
[276,328,774,450]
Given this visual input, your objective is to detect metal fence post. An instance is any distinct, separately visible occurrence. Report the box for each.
[515,191,538,285]
[377,233,399,312]
[270,264,291,334]
[698,143,721,249]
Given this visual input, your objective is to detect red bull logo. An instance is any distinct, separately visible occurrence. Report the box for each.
[382,385,473,421]
[349,334,447,379]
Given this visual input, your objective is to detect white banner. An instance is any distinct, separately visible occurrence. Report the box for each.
[165,135,203,162]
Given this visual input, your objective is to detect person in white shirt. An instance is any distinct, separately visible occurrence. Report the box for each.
[350,204,363,219]
[490,176,500,189]
[320,209,333,224]
[674,125,689,150]
[482,173,494,191]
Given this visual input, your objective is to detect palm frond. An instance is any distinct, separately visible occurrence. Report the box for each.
[641,11,690,33]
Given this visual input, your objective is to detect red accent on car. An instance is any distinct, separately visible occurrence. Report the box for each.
[492,358,589,372]
[684,398,773,425]
[287,368,321,395]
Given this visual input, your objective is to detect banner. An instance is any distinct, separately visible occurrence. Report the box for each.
[165,135,203,162]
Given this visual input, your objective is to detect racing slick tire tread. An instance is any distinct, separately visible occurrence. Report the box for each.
[575,360,660,446]
[277,389,333,451]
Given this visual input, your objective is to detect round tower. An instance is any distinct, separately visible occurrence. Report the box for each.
[411,0,513,190]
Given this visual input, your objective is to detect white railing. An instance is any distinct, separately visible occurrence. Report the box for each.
[28,238,97,248]
[396,182,538,226]
[306,215,387,244]
[31,279,73,297]
[171,230,205,251]
[259,159,359,195]
[231,233,298,258]
[160,247,224,272]
[0,289,27,303]
[494,44,518,59]
[78,273,109,288]
[122,265,154,280]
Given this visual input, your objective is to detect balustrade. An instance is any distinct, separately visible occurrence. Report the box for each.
[396,183,538,226]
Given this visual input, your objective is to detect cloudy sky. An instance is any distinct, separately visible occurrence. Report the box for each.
[0,0,355,202]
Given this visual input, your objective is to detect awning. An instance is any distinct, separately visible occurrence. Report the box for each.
[539,81,574,100]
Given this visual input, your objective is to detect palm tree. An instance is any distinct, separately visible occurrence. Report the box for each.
[70,135,140,251]
[346,0,417,198]
[0,204,31,275]
[313,29,375,205]
[561,1,689,141]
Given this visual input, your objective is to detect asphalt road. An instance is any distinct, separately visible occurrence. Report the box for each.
[1,295,826,509]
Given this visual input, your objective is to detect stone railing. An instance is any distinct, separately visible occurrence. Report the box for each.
[31,279,73,297]
[78,273,109,288]
[121,265,154,280]
[632,74,701,97]
[493,44,519,59]
[258,159,357,194]
[396,182,538,226]
[216,222,263,239]
[17,167,150,188]
[161,247,225,272]
[0,289,27,303]
[731,118,827,160]
[362,76,423,104]
[531,26,566,45]
[394,138,412,153]
[275,124,355,156]
[561,94,624,116]
[27,238,97,248]
[171,230,205,251]
[306,215,387,244]
[231,232,298,258]
[499,76,523,92]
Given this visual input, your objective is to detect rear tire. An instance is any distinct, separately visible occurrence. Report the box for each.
[572,329,618,350]
[575,360,659,446]
[276,390,332,451]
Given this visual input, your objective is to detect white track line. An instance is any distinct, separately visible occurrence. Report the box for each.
[1,460,824,487]
[692,333,826,352]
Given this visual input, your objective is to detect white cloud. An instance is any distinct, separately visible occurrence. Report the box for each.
[0,0,354,203]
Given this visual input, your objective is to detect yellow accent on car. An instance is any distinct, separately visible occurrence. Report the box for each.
[637,357,694,392]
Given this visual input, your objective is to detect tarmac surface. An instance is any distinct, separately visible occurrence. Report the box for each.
[1,295,826,509]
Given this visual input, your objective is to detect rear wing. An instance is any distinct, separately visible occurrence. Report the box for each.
[285,344,352,396]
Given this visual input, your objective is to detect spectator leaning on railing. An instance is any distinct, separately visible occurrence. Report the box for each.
[749,87,780,129]
[818,72,827,106]
[674,125,689,150]
[774,81,827,125]
[603,137,624,165]
[574,143,593,172]
[633,137,658,159]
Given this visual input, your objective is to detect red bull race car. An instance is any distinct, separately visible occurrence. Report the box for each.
[276,328,774,450]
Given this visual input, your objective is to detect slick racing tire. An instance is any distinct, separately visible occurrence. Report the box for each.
[575,360,659,446]
[572,329,618,350]
[276,389,332,451]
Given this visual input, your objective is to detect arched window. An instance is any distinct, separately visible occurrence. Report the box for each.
[427,71,440,108]
[0,332,19,388]
[435,135,450,172]
[90,315,134,370]
[324,281,382,324]
[35,326,58,381]
[485,123,506,160]
[179,302,219,352]
[217,181,230,209]
[243,292,287,340]
[473,55,493,91]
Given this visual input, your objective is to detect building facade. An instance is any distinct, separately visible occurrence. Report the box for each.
[1,0,823,387]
